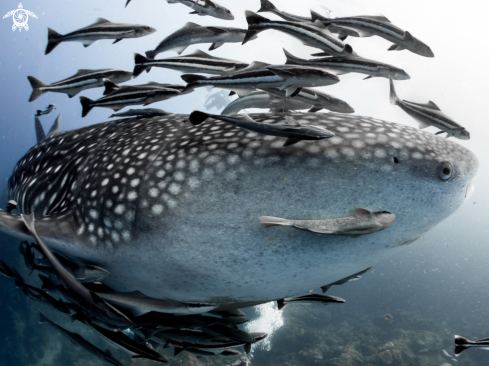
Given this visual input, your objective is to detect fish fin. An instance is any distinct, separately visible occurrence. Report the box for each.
[277,299,286,310]
[310,51,330,57]
[229,91,236,96]
[45,28,63,55]
[145,50,156,59]
[90,18,111,26]
[189,110,211,125]
[280,85,297,97]
[189,11,199,14]
[133,53,149,77]
[172,45,188,55]
[321,285,332,294]
[244,343,251,354]
[305,228,334,234]
[388,44,399,51]
[82,40,96,47]
[283,137,301,147]
[240,61,270,72]
[403,31,415,43]
[310,10,330,23]
[189,49,215,58]
[79,96,94,118]
[243,11,268,45]
[308,106,323,113]
[454,335,470,346]
[125,0,131,6]
[174,347,184,356]
[435,131,445,135]
[258,216,291,228]
[102,78,120,95]
[38,312,49,324]
[113,38,123,44]
[285,116,301,127]
[240,113,257,123]
[363,75,373,80]
[332,24,370,37]
[416,119,431,129]
[180,21,200,30]
[206,27,228,35]
[354,208,373,217]
[208,41,224,51]
[406,100,441,111]
[477,337,489,342]
[257,0,277,12]
[338,34,348,41]
[283,48,302,66]
[27,76,48,102]
[389,76,399,106]
[454,346,468,356]
[35,117,46,143]
[232,88,254,97]
[47,114,62,137]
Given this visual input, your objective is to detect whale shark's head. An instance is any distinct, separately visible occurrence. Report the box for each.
[3,113,478,307]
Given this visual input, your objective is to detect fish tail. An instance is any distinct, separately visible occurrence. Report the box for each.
[79,96,94,118]
[283,48,301,65]
[181,74,208,93]
[133,53,149,77]
[259,216,292,228]
[125,0,131,7]
[189,111,211,126]
[454,335,470,345]
[243,11,268,45]
[102,78,119,96]
[389,76,399,105]
[27,76,48,102]
[258,0,277,12]
[45,28,63,55]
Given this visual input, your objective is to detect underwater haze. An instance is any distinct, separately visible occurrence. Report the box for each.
[0,0,488,365]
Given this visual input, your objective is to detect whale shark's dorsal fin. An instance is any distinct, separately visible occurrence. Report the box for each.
[35,117,46,143]
[47,113,62,137]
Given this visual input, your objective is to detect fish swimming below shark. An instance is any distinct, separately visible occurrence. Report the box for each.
[0,112,478,311]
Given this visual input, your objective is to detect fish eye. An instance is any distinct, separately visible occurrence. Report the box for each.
[437,161,453,181]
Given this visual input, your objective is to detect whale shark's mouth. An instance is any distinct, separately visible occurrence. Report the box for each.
[465,182,474,200]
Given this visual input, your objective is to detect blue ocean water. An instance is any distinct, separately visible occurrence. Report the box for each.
[0,0,488,365]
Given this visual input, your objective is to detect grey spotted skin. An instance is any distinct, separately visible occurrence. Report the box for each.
[1,113,478,310]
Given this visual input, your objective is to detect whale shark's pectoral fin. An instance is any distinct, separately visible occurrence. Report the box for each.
[0,210,33,242]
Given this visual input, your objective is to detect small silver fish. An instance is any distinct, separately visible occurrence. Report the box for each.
[259,208,395,235]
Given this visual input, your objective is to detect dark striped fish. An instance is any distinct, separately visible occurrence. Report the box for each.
[243,11,353,56]
[220,91,312,114]
[389,77,469,139]
[182,61,339,97]
[285,48,409,80]
[146,22,252,58]
[45,18,156,55]
[133,49,248,77]
[27,69,133,101]
[79,80,182,117]
[311,11,434,57]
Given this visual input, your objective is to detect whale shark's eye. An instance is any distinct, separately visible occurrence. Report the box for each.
[437,162,453,180]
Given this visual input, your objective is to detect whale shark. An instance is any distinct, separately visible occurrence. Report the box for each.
[0,112,478,311]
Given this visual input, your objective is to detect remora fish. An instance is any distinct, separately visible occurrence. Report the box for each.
[455,335,489,356]
[259,208,395,235]
[263,87,354,113]
[0,113,478,310]
[35,104,55,117]
[134,50,248,77]
[21,214,133,327]
[95,290,218,315]
[320,267,371,293]
[45,18,157,55]
[189,111,335,146]
[27,69,133,102]
[182,62,340,97]
[389,77,470,140]
[166,0,234,20]
[79,80,181,117]
[284,48,410,80]
[243,11,354,57]
[145,22,254,58]
[311,11,434,57]
[257,0,311,23]
[39,313,124,366]
[277,293,345,310]
[110,108,169,118]
[221,91,312,115]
